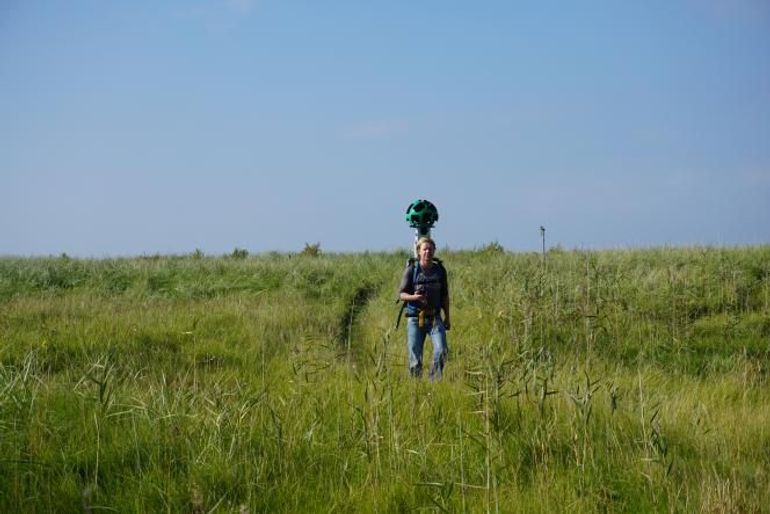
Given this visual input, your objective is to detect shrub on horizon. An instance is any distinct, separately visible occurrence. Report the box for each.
[230,248,249,259]
[301,242,322,257]
[481,241,506,254]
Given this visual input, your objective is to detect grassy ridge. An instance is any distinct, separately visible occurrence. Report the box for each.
[1,246,768,512]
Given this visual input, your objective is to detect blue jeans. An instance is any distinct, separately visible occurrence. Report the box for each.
[406,316,448,379]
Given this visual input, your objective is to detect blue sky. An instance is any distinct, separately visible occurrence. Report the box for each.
[2,1,769,256]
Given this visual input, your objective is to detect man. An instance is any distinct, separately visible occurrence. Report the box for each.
[398,237,451,379]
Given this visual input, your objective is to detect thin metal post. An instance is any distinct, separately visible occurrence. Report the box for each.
[540,226,546,263]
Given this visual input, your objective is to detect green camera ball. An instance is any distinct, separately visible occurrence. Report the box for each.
[405,199,439,228]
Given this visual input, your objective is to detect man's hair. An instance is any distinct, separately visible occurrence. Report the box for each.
[416,237,436,253]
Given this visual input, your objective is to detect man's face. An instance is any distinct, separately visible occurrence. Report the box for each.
[419,242,435,261]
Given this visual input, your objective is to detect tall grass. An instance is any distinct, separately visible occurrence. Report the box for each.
[1,246,768,512]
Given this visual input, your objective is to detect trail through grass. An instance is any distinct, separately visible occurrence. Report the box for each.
[1,247,768,512]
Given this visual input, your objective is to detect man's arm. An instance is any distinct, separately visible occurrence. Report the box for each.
[401,291,425,302]
[442,295,451,330]
[441,266,450,329]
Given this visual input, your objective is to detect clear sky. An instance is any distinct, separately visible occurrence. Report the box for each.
[2,1,769,256]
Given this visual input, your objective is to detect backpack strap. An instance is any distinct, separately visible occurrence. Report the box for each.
[395,258,416,329]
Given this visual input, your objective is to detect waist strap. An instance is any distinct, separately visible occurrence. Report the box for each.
[417,308,437,328]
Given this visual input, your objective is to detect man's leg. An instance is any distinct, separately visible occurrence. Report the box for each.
[407,317,425,377]
[428,319,448,380]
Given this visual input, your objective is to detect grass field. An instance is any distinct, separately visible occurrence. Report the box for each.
[1,246,768,512]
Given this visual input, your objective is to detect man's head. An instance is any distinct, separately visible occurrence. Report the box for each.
[416,237,436,263]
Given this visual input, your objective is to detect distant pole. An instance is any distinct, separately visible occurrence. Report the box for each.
[540,226,546,263]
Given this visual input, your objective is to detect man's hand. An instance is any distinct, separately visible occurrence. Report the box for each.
[413,292,427,305]
[400,292,426,304]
